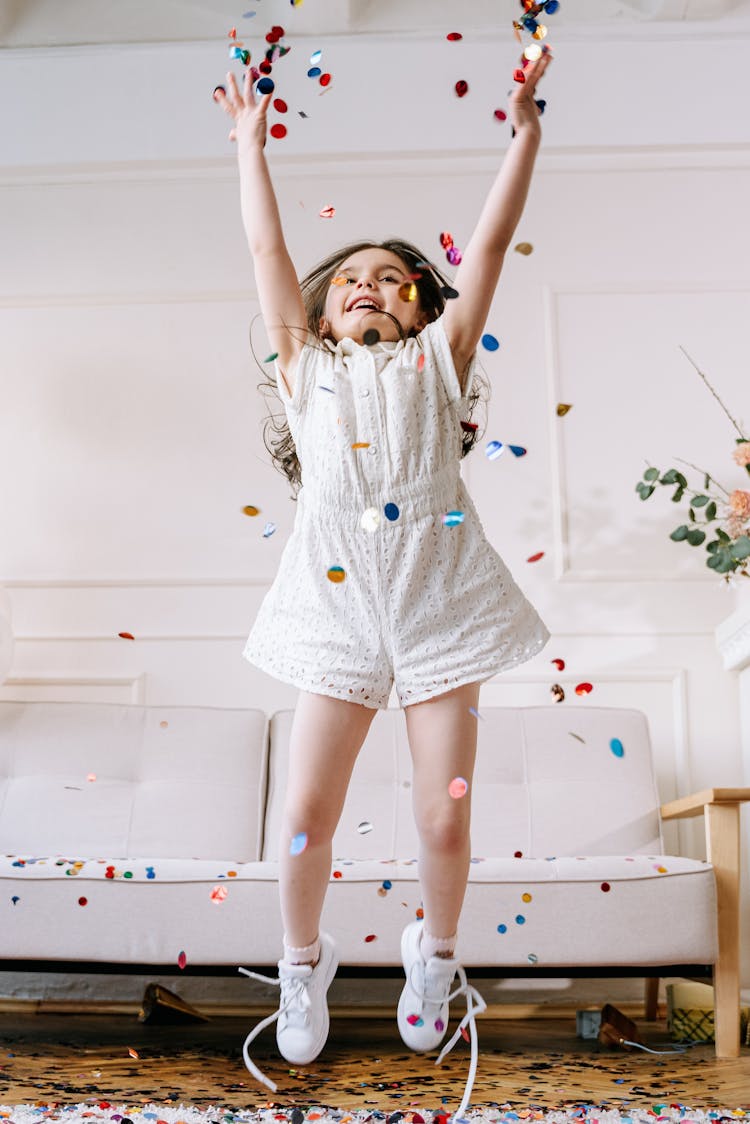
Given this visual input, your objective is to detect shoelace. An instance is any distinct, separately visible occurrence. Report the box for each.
[237,965,312,1092]
[411,962,486,1121]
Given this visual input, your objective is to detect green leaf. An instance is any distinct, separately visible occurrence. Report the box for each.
[672,486,685,503]
[707,539,720,554]
[644,467,659,482]
[670,525,689,542]
[730,536,750,561]
[659,469,678,485]
[705,501,717,521]
[704,473,711,489]
[687,529,706,546]
[692,494,709,507]
[707,553,723,570]
[717,529,731,543]
[675,472,688,488]
[688,507,696,522]
[637,483,655,500]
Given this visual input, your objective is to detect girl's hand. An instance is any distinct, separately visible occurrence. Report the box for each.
[508,50,552,136]
[214,69,272,151]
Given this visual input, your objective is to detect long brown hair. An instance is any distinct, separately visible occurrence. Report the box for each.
[254,239,487,495]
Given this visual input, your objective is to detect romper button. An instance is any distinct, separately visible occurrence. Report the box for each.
[367,445,377,455]
[360,388,370,397]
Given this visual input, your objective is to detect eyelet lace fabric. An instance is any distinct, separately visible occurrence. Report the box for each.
[243,316,549,707]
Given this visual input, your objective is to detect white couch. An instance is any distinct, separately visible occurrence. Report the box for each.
[0,699,746,1056]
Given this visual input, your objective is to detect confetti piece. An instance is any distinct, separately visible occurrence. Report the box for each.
[551,658,565,671]
[497,923,507,933]
[407,1014,424,1027]
[361,508,381,532]
[461,420,478,434]
[494,108,508,121]
[351,441,370,450]
[86,772,97,782]
[256,77,275,95]
[486,440,504,460]
[575,682,593,696]
[441,285,459,300]
[550,684,565,703]
[446,246,462,265]
[448,776,468,799]
[270,123,287,139]
[442,510,465,526]
[522,892,532,902]
[330,274,348,286]
[446,32,463,41]
[364,933,377,942]
[439,232,454,250]
[319,205,336,219]
[11,895,19,905]
[513,68,526,83]
[242,505,260,516]
[210,885,228,903]
[468,705,483,720]
[310,49,322,65]
[417,353,426,372]
[319,73,332,87]
[515,914,526,925]
[78,897,88,906]
[263,352,278,363]
[515,241,534,255]
[332,869,343,879]
[399,281,418,302]
[524,43,543,61]
[384,502,400,521]
[481,333,500,351]
[128,1048,139,1059]
[557,402,573,416]
[569,731,586,743]
[610,737,625,758]
[601,882,611,892]
[307,66,322,78]
[262,521,276,538]
[118,631,135,640]
[290,832,308,856]
[527,952,539,964]
[327,566,346,583]
[460,1026,470,1042]
[527,551,545,562]
[357,821,373,834]
[273,98,288,112]
[363,328,380,345]
[455,80,469,97]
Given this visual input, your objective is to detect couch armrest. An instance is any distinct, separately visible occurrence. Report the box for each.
[660,787,750,820]
[660,787,750,1059]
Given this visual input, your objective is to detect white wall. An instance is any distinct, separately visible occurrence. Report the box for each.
[2,23,750,1004]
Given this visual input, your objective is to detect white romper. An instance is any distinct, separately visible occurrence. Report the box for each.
[243,316,550,709]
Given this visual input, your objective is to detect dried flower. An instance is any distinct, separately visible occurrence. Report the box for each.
[732,441,750,468]
[729,489,750,521]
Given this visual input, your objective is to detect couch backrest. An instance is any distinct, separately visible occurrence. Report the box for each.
[0,701,268,861]
[263,706,663,860]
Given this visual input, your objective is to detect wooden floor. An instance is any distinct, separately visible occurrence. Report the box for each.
[1,1013,749,1109]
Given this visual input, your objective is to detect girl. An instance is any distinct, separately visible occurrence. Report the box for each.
[215,48,551,1107]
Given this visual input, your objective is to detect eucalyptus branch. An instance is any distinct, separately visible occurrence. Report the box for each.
[678,346,747,439]
[673,457,731,498]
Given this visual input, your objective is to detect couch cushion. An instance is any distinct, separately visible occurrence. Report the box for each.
[0,852,715,967]
[0,702,268,861]
[263,707,662,860]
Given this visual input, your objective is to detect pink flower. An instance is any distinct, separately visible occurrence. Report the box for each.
[729,489,750,520]
[732,441,750,467]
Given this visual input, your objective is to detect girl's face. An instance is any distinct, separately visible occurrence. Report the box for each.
[320,247,427,344]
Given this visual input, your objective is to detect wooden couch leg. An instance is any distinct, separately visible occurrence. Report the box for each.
[644,977,659,1021]
[706,803,741,1059]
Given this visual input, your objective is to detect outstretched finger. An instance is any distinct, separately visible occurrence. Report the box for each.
[225,70,244,107]
[213,85,237,119]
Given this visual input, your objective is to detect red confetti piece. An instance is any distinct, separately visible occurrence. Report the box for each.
[364,933,377,942]
[575,682,593,696]
[455,80,469,97]
[494,109,507,121]
[270,123,287,139]
[551,658,565,671]
[210,885,228,903]
[118,631,135,640]
[78,897,87,906]
[526,551,545,563]
[319,205,336,218]
[460,1026,470,1042]
[416,907,424,919]
[417,354,425,373]
[601,882,611,892]
[259,60,273,75]
[439,231,454,249]
[446,32,463,41]
[514,851,523,858]
[228,27,237,39]
[513,68,526,83]
[460,420,478,433]
[319,73,332,87]
[177,950,187,969]
[332,869,343,878]
[273,98,288,113]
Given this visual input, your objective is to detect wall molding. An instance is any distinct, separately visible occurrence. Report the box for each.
[0,675,146,704]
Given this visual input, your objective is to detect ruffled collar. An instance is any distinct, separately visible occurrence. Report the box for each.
[323,335,407,361]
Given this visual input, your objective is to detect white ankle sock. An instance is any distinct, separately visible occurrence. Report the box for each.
[420,928,457,961]
[283,935,320,965]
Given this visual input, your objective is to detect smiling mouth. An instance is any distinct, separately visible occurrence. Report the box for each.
[347,300,383,313]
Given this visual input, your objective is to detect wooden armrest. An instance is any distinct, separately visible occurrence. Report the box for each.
[660,788,750,821]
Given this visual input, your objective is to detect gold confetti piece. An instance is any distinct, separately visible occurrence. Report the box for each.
[351,442,370,449]
[118,631,135,640]
[557,403,573,416]
[330,274,348,286]
[242,505,260,516]
[398,281,418,302]
[327,565,346,583]
[514,242,534,255]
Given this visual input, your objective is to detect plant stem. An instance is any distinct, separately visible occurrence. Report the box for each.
[678,346,747,439]
[673,457,731,497]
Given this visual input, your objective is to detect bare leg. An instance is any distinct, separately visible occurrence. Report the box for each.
[404,682,480,950]
[279,691,377,954]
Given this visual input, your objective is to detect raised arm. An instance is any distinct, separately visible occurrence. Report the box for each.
[215,71,307,396]
[443,52,551,386]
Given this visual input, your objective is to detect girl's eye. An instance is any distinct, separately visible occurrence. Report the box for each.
[381,275,398,283]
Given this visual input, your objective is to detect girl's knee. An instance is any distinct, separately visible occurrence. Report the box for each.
[415,810,470,855]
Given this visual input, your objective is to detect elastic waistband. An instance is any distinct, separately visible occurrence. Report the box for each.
[298,463,464,529]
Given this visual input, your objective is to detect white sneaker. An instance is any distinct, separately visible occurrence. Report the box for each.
[238,931,338,1090]
[397,921,457,1052]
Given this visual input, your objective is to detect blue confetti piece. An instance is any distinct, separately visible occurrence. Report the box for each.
[481,333,500,351]
[610,737,625,758]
